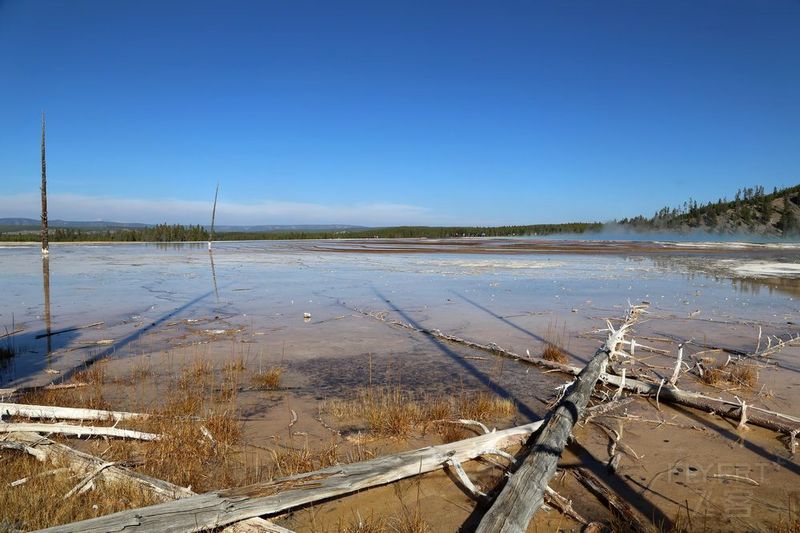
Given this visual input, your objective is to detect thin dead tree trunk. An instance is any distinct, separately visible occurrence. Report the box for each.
[475,305,645,533]
[209,181,219,250]
[40,112,49,255]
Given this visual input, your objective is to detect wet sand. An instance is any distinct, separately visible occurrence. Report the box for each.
[1,238,798,530]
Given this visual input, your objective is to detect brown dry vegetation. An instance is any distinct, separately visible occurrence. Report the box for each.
[323,386,514,439]
[699,359,758,389]
[0,453,159,531]
[252,366,283,389]
[541,343,567,364]
[541,319,569,364]
[4,350,508,530]
[334,508,432,533]
[2,355,292,529]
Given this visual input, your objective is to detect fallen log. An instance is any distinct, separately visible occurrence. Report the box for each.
[4,431,285,532]
[0,403,147,422]
[35,419,546,533]
[0,423,160,441]
[475,305,643,532]
[5,431,191,500]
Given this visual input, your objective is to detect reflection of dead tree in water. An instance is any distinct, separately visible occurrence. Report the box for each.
[42,255,52,353]
[209,249,219,302]
[208,181,219,251]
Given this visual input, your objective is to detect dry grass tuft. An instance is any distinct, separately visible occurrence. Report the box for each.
[251,366,283,390]
[458,391,514,422]
[730,364,758,388]
[541,319,570,364]
[700,359,758,389]
[337,511,390,533]
[128,357,153,382]
[335,504,432,533]
[0,452,159,531]
[19,362,111,411]
[270,438,339,477]
[324,387,515,439]
[541,343,568,364]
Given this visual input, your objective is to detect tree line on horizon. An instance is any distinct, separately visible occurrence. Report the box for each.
[0,222,602,243]
[6,183,800,243]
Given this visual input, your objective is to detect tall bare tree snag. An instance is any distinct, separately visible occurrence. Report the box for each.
[209,181,219,250]
[40,112,49,255]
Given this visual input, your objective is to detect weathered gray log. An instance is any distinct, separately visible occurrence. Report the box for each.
[35,419,545,533]
[475,308,640,532]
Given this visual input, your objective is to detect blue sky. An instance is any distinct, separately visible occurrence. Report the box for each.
[1,1,798,226]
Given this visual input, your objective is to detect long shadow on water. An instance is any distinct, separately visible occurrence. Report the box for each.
[369,287,544,421]
[450,290,590,364]
[54,287,218,385]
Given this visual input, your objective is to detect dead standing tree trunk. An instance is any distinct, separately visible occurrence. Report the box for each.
[475,304,647,533]
[40,112,49,255]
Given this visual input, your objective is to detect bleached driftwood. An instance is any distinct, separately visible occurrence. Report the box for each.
[0,423,160,441]
[668,344,684,386]
[4,431,192,500]
[0,403,146,422]
[63,461,118,499]
[3,431,284,532]
[446,457,487,501]
[36,419,546,533]
[475,305,644,532]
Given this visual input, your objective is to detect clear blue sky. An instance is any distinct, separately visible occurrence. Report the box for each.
[1,0,798,226]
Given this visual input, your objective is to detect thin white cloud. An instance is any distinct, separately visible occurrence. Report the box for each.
[0,193,448,227]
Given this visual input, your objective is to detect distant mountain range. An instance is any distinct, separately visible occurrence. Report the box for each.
[0,218,366,233]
